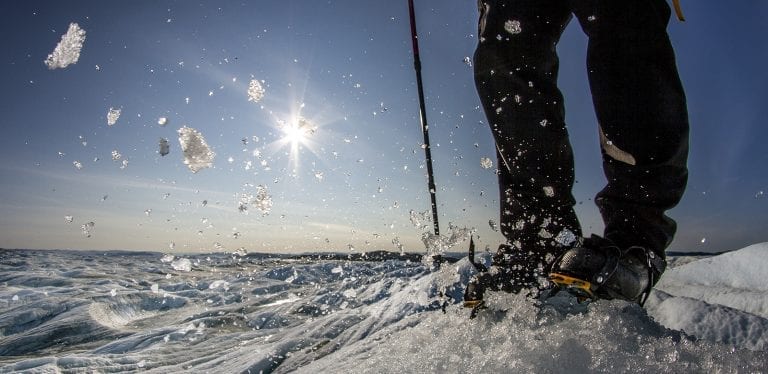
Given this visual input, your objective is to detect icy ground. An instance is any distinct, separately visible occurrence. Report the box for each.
[1,244,767,373]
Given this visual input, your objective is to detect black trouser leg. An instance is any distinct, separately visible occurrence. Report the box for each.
[474,0,581,265]
[572,0,689,258]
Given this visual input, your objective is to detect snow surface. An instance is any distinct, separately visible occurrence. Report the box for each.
[1,244,767,373]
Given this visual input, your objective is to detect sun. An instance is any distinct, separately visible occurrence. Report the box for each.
[280,116,316,147]
[272,114,319,171]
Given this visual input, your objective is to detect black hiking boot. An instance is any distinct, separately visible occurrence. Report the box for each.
[549,235,666,305]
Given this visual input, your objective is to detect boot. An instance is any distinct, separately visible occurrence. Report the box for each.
[549,235,666,305]
[463,244,546,308]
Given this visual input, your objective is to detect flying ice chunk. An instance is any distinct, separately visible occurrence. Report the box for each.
[107,107,121,126]
[159,138,170,156]
[253,185,273,215]
[480,157,493,169]
[158,117,168,126]
[81,221,95,237]
[248,79,265,103]
[44,23,86,69]
[177,126,215,173]
[504,20,522,35]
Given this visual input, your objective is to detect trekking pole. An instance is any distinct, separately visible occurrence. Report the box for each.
[407,0,440,238]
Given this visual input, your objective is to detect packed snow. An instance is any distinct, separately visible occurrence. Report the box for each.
[44,23,86,70]
[1,243,767,373]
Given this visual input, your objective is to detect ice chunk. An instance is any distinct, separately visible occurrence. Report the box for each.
[504,20,522,35]
[252,185,273,215]
[177,126,215,173]
[248,79,265,103]
[81,221,95,237]
[480,157,493,169]
[171,258,192,272]
[159,138,170,156]
[107,107,121,126]
[44,23,86,69]
[64,215,74,223]
[158,117,168,126]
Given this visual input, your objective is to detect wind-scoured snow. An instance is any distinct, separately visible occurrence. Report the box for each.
[1,244,767,373]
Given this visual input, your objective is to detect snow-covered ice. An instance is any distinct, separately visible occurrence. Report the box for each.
[1,244,767,373]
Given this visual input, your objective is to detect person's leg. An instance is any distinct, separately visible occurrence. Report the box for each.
[573,0,689,258]
[474,0,581,276]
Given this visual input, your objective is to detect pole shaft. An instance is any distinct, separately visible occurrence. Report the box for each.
[408,0,440,236]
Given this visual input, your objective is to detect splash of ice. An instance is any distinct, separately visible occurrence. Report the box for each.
[421,223,474,258]
[44,23,86,69]
[409,210,432,230]
[247,79,265,103]
[107,108,121,126]
[177,126,215,173]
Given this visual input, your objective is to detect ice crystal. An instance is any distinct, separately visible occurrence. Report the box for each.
[248,79,265,103]
[107,107,121,126]
[178,126,215,173]
[504,20,522,35]
[81,221,95,237]
[159,138,170,156]
[171,258,192,272]
[480,157,493,169]
[44,23,86,69]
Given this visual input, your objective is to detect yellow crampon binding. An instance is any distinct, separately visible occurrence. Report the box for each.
[672,0,685,21]
[549,272,596,303]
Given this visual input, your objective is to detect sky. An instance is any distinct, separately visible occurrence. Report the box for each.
[0,1,766,254]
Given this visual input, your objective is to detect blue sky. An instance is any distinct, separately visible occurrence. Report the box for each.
[0,1,766,254]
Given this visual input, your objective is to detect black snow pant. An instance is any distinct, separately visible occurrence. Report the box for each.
[474,0,689,263]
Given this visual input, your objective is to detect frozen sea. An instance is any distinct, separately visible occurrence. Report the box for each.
[1,243,767,373]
